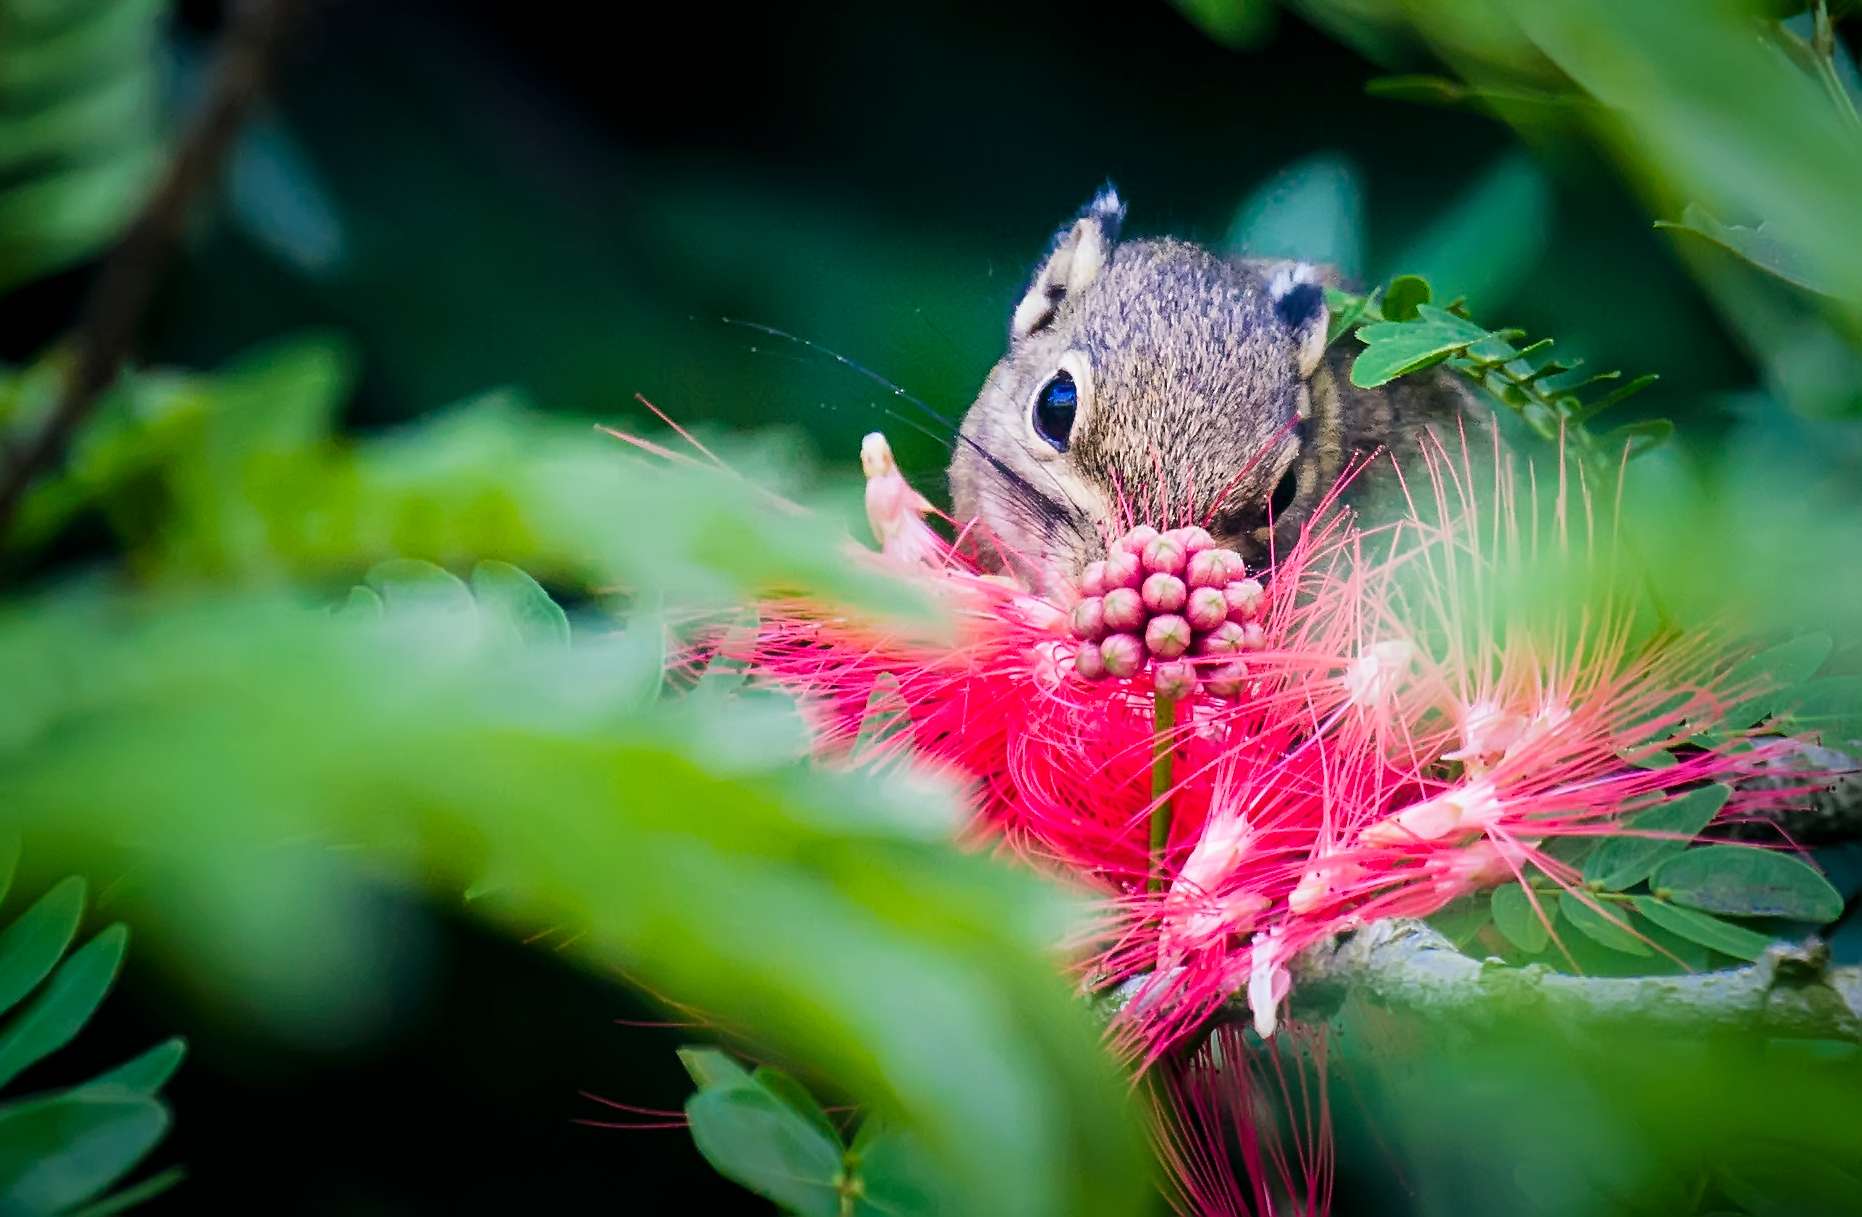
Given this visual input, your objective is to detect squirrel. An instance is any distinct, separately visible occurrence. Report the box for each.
[949,185,1475,595]
[946,187,1861,843]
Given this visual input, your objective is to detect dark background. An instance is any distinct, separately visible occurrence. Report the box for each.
[9,0,1773,1211]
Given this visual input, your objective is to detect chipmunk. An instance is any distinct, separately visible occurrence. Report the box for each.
[949,186,1475,594]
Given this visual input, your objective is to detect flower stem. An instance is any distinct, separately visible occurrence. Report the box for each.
[1148,693,1178,893]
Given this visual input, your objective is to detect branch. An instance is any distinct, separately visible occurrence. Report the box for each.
[0,0,307,545]
[1285,918,1862,1042]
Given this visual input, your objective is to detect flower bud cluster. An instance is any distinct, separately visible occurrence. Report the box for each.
[1068,524,1266,697]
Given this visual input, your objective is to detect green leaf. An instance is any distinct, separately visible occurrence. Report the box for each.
[0,1091,168,1215]
[0,877,87,1017]
[1776,675,1862,746]
[1717,634,1837,733]
[751,1065,843,1149]
[1557,892,1650,956]
[677,1046,755,1093]
[1225,152,1364,277]
[0,835,18,912]
[686,1084,845,1217]
[470,560,570,647]
[1585,785,1730,892]
[1427,896,1489,949]
[60,1165,185,1217]
[84,1039,186,1096]
[1631,897,1773,962]
[1381,274,1432,322]
[1598,418,1674,460]
[0,926,127,1091]
[1385,152,1551,306]
[1489,883,1551,954]
[1657,202,1841,297]
[364,559,476,620]
[332,585,384,623]
[1350,305,1489,388]
[853,1123,942,1217]
[1652,846,1844,923]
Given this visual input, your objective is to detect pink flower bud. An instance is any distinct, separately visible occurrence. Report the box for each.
[1073,640,1108,681]
[1203,659,1249,697]
[1101,587,1145,632]
[1185,549,1229,590]
[1215,549,1248,582]
[1144,613,1192,659]
[1196,621,1246,655]
[1079,560,1108,598]
[1184,586,1228,632]
[1164,526,1215,555]
[1224,578,1265,621]
[1141,536,1187,576]
[1240,622,1266,650]
[1116,524,1159,556]
[1141,572,1187,613]
[1152,660,1198,701]
[1069,596,1106,641]
[1102,550,1143,591]
[1100,632,1145,678]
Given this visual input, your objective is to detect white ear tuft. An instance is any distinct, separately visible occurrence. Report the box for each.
[1267,261,1329,378]
[1011,186,1127,341]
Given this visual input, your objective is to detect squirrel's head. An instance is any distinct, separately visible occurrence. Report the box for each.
[949,186,1336,594]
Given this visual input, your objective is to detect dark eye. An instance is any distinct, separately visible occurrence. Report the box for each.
[1268,465,1299,519]
[1032,372,1077,452]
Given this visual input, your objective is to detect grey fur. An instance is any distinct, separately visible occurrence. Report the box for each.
[951,198,1476,593]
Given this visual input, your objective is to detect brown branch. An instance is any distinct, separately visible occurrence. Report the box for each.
[0,0,307,545]
[1286,918,1862,1042]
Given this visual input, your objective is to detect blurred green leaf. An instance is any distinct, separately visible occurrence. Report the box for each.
[470,560,570,647]
[1776,675,1862,746]
[750,1065,843,1150]
[59,1167,185,1217]
[1168,0,1273,49]
[0,0,165,292]
[1489,883,1550,954]
[1557,892,1650,956]
[0,1092,167,1216]
[1708,633,1836,737]
[1384,151,1552,306]
[0,877,85,1016]
[4,592,1144,1217]
[1584,785,1730,892]
[1629,896,1773,962]
[83,1040,187,1097]
[366,557,473,607]
[1657,201,1842,297]
[677,1047,755,1092]
[1225,152,1364,278]
[686,1082,845,1217]
[1508,0,1862,306]
[0,927,127,1091]
[1653,845,1844,922]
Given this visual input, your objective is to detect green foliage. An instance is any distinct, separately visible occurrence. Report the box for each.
[1333,276,1663,463]
[0,0,164,292]
[680,1047,939,1217]
[1225,152,1364,279]
[1,565,1144,1217]
[1584,786,1731,893]
[0,851,184,1215]
[1653,846,1845,923]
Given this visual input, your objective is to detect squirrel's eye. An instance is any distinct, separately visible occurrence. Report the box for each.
[1032,372,1077,452]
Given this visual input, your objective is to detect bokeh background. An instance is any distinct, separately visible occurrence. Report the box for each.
[5,0,1859,1213]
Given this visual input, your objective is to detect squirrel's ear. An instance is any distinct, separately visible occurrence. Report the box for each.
[1266,261,1329,378]
[1011,186,1125,341]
